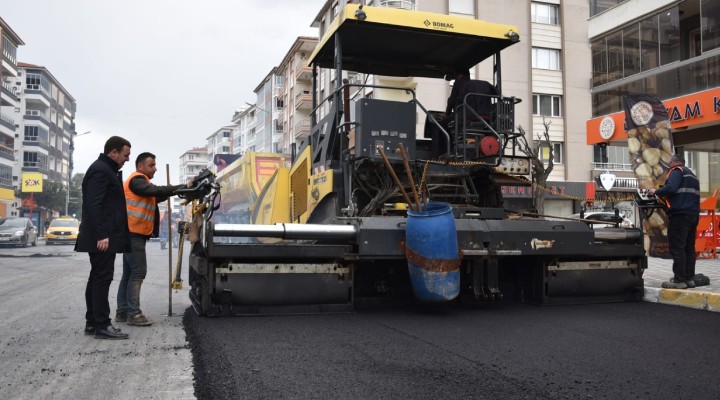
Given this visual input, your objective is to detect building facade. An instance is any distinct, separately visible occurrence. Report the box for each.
[10,63,77,223]
[179,146,208,186]
[586,0,720,204]
[275,36,317,155]
[205,126,233,173]
[0,17,24,218]
[251,68,284,154]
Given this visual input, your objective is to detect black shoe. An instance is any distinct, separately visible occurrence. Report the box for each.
[685,279,696,288]
[85,325,122,335]
[94,325,129,340]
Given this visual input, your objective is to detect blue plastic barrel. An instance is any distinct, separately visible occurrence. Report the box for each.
[405,202,460,302]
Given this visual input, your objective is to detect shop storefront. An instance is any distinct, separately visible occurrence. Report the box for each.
[587,87,720,200]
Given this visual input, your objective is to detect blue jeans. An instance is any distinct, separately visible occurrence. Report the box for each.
[117,234,148,316]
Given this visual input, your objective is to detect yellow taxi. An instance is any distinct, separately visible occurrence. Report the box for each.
[46,216,80,245]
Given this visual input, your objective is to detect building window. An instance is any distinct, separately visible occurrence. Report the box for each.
[532,94,562,117]
[23,152,38,167]
[222,131,231,138]
[593,145,629,165]
[2,35,18,63]
[23,126,48,145]
[701,0,720,53]
[591,38,608,86]
[539,142,563,164]
[0,164,11,186]
[531,47,561,70]
[222,146,230,153]
[531,2,558,25]
[449,0,474,16]
[589,0,625,17]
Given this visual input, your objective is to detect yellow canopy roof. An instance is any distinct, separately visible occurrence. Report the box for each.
[308,4,520,79]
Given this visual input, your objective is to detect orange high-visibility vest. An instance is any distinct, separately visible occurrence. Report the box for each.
[663,165,683,209]
[124,171,156,236]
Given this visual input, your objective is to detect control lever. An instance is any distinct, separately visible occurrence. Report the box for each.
[176,168,219,202]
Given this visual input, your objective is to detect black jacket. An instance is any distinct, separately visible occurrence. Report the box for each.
[74,154,131,253]
[127,175,184,238]
[655,165,700,216]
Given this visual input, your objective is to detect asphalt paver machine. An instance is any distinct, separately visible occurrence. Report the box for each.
[182,4,647,316]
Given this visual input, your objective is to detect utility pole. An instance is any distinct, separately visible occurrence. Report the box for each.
[66,130,90,215]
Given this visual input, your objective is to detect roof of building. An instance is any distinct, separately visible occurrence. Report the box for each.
[0,16,25,45]
[17,62,76,102]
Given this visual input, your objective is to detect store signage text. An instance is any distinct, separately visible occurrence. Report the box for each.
[666,97,720,123]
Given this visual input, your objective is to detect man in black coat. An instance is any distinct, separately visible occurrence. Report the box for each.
[75,136,132,339]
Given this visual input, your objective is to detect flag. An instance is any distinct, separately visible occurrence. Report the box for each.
[622,94,674,258]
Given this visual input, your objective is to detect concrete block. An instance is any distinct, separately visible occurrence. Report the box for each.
[643,287,660,303]
[657,289,706,310]
[707,293,720,312]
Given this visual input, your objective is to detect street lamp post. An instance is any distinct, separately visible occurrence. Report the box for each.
[65,130,90,216]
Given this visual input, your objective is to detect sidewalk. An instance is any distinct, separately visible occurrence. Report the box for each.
[643,256,720,312]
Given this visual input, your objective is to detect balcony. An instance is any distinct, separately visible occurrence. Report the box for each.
[377,0,416,10]
[24,111,51,129]
[294,118,311,138]
[295,90,312,110]
[22,161,48,174]
[24,85,51,109]
[0,113,16,131]
[296,65,312,82]
[1,81,19,106]
[591,162,632,171]
[2,36,18,77]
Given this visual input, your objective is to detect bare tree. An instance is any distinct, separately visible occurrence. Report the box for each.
[515,118,554,214]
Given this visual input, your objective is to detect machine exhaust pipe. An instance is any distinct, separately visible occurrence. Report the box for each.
[214,223,358,240]
[593,228,642,242]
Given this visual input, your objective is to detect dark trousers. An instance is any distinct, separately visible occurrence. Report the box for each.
[425,114,453,159]
[85,251,116,329]
[668,213,699,282]
[117,234,148,316]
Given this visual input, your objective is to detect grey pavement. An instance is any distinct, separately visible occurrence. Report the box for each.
[643,255,720,311]
[0,239,195,400]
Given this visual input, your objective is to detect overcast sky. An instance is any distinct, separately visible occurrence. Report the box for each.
[3,0,322,182]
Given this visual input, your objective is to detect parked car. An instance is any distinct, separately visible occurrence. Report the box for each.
[568,212,634,229]
[45,216,80,245]
[0,217,38,247]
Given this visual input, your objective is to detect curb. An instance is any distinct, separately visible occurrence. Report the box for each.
[643,287,720,312]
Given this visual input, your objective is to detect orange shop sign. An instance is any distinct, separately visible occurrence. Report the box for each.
[586,87,720,145]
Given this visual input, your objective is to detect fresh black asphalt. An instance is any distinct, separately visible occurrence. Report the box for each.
[185,301,720,399]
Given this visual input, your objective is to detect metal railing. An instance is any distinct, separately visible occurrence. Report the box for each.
[591,162,633,171]
[0,113,15,126]
[377,0,416,10]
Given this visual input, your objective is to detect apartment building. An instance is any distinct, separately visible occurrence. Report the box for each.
[311,0,594,215]
[251,68,284,154]
[205,126,233,173]
[586,0,720,201]
[10,63,77,225]
[0,17,24,217]
[179,146,208,186]
[276,37,318,155]
[230,104,263,155]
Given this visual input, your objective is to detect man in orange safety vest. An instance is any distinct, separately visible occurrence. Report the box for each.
[116,152,188,326]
